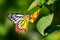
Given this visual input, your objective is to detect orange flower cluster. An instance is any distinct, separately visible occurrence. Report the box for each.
[30,9,40,23]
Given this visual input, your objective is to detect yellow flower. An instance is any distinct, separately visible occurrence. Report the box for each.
[29,19,34,23]
[29,9,40,23]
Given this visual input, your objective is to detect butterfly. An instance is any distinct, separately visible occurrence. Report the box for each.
[8,9,40,33]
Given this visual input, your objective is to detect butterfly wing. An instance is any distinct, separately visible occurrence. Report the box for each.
[8,14,24,23]
[16,15,29,33]
[8,14,29,33]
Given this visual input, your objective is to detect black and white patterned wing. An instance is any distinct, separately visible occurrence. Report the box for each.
[8,14,24,23]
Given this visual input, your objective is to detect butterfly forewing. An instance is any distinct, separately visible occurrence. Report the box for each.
[8,14,24,23]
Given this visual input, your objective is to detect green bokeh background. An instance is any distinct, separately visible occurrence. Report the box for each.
[0,0,43,40]
[0,0,60,40]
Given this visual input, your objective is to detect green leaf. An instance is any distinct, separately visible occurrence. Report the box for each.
[28,7,40,14]
[46,0,56,5]
[40,6,50,16]
[36,14,54,36]
[43,30,60,40]
[27,0,45,11]
[56,25,60,27]
[44,25,60,35]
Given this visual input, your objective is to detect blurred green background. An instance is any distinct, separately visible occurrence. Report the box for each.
[0,0,60,40]
[0,0,43,40]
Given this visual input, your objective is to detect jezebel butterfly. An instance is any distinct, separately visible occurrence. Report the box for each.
[8,9,40,33]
